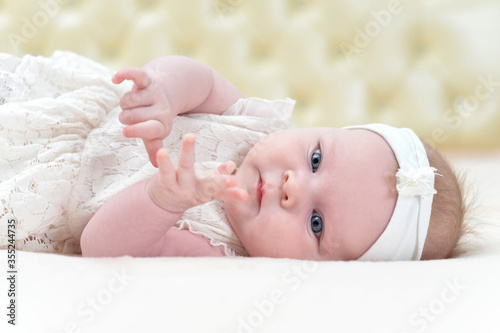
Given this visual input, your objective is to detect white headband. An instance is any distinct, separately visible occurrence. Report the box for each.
[344,124,437,261]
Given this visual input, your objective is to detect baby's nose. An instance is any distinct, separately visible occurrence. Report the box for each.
[280,170,299,208]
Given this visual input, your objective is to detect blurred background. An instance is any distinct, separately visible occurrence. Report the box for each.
[1,0,499,149]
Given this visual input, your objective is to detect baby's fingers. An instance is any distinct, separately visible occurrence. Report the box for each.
[123,119,168,140]
[145,139,164,168]
[215,187,249,202]
[217,161,237,175]
[198,174,239,201]
[112,67,152,90]
[120,89,155,111]
[156,148,176,186]
[177,134,196,187]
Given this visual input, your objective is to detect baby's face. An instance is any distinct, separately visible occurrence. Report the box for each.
[224,127,398,260]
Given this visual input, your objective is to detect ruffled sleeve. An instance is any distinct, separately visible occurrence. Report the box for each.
[222,97,295,118]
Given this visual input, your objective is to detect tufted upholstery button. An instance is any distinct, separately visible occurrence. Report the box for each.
[412,43,427,58]
[213,0,246,16]
[138,0,160,10]
[250,43,273,62]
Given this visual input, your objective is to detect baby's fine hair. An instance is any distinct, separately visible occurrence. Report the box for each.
[420,143,467,260]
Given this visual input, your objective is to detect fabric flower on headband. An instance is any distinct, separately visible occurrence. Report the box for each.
[396,167,439,196]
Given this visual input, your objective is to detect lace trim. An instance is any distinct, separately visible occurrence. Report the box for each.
[175,222,242,257]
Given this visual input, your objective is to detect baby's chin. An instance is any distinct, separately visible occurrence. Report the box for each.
[222,199,242,234]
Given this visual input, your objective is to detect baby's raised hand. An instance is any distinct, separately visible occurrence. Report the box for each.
[112,68,174,167]
[146,134,248,214]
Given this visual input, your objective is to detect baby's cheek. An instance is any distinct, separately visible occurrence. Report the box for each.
[250,133,277,155]
[240,230,260,253]
[244,140,267,162]
[238,226,273,257]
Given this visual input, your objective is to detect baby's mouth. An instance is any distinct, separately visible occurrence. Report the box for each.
[256,175,263,209]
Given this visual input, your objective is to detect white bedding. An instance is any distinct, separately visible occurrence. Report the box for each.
[1,52,499,333]
[1,242,500,332]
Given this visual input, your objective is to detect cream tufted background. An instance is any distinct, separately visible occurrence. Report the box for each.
[1,0,499,148]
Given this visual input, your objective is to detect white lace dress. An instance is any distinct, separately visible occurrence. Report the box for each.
[0,51,295,256]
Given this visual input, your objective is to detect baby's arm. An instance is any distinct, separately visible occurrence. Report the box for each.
[142,56,244,115]
[80,134,248,257]
[112,56,244,166]
[80,178,174,257]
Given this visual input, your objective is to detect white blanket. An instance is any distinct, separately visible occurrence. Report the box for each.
[1,246,500,332]
[1,52,499,333]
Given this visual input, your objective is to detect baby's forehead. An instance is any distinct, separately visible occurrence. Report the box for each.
[277,127,398,168]
[329,127,398,166]
[319,127,400,259]
[347,128,397,161]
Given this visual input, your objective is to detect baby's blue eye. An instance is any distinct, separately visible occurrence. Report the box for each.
[311,213,323,237]
[311,148,321,172]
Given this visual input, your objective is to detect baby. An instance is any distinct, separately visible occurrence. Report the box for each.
[80,56,465,261]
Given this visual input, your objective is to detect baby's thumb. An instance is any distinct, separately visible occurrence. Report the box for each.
[144,139,165,168]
